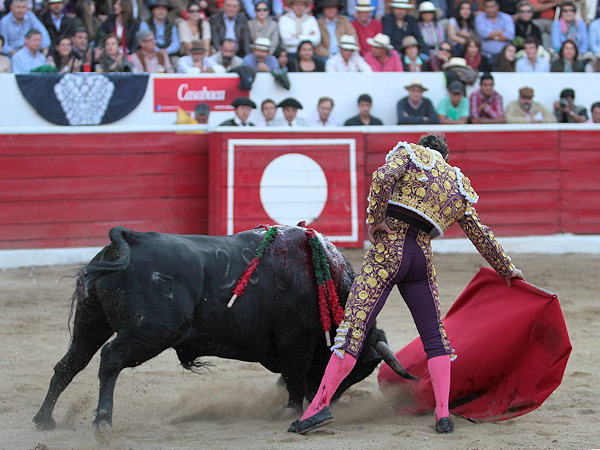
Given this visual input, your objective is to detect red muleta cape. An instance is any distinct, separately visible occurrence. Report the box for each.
[378,267,572,422]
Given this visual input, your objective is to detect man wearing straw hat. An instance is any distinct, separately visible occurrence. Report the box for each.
[325,34,373,71]
[382,0,424,54]
[351,0,383,55]
[242,37,279,71]
[315,0,358,58]
[348,0,385,21]
[396,78,439,124]
[364,32,403,71]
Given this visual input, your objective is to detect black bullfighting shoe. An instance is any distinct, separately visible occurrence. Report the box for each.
[287,407,334,434]
[434,417,454,434]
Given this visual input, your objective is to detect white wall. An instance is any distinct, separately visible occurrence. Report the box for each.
[0,72,599,128]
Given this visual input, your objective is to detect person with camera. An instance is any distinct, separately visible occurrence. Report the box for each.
[553,88,588,123]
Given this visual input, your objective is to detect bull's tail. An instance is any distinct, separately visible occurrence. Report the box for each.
[67,226,133,334]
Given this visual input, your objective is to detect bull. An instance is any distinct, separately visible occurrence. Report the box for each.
[33,226,413,442]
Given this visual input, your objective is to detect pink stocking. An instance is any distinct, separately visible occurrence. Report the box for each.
[427,354,451,420]
[301,353,357,420]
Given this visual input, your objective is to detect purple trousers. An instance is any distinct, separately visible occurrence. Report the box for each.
[333,219,454,360]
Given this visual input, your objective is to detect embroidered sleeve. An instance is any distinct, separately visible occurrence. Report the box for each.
[458,208,515,278]
[366,144,411,225]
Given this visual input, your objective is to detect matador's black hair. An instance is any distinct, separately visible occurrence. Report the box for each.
[417,133,449,160]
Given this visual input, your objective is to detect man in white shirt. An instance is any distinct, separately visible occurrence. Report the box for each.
[278,0,320,54]
[516,36,549,72]
[309,97,341,126]
[177,40,226,73]
[270,97,309,126]
[325,34,373,72]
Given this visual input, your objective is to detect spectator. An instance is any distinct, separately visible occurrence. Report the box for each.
[288,40,325,71]
[11,28,45,73]
[400,35,429,71]
[348,0,385,20]
[219,96,257,126]
[178,39,225,72]
[553,88,588,123]
[309,96,341,126]
[40,0,75,45]
[258,98,277,126]
[469,72,505,123]
[550,38,587,71]
[131,29,175,72]
[0,0,51,55]
[463,35,492,71]
[242,36,278,71]
[194,102,211,124]
[274,47,289,69]
[101,0,140,54]
[590,17,600,57]
[397,78,439,124]
[207,37,243,70]
[98,33,134,71]
[278,0,320,55]
[351,0,383,56]
[247,1,279,54]
[428,40,453,71]
[382,0,424,55]
[139,0,180,57]
[325,34,373,71]
[270,97,309,126]
[70,27,92,69]
[513,0,542,51]
[178,1,211,57]
[588,101,600,123]
[505,86,557,123]
[316,0,357,60]
[0,35,11,71]
[437,80,469,124]
[446,0,475,54]
[209,0,251,57]
[492,41,516,70]
[47,34,81,72]
[364,32,403,71]
[529,0,558,50]
[417,1,445,52]
[474,0,515,59]
[516,36,549,71]
[344,93,384,125]
[73,0,103,46]
[550,0,588,53]
[242,0,283,19]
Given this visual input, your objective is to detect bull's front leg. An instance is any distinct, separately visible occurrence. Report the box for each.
[282,373,305,411]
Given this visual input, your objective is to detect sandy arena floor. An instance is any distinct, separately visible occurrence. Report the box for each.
[0,251,598,450]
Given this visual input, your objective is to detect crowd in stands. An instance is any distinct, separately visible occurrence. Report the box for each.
[1,0,600,123]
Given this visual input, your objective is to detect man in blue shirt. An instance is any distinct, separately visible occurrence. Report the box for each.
[474,0,515,59]
[0,0,51,55]
[11,28,46,73]
[242,37,278,71]
[139,0,180,56]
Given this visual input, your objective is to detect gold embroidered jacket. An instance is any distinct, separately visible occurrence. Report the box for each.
[366,141,514,278]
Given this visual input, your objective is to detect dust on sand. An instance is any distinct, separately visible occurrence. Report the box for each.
[0,252,598,450]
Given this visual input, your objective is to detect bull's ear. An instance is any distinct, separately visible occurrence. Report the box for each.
[297,221,307,227]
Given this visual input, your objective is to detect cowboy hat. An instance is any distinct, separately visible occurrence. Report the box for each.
[339,34,360,51]
[442,57,468,69]
[321,0,343,10]
[389,0,413,9]
[355,0,375,11]
[250,37,272,51]
[148,0,172,10]
[400,35,421,50]
[366,33,393,49]
[417,1,442,18]
[404,78,428,91]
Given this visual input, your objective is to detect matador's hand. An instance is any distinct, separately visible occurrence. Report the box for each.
[368,222,395,244]
[506,267,524,287]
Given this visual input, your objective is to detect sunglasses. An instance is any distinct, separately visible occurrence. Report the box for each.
[519,9,532,12]
[255,7,269,11]
[562,8,575,11]
[440,47,452,52]
[188,8,201,12]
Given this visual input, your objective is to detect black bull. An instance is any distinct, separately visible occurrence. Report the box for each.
[33,226,413,440]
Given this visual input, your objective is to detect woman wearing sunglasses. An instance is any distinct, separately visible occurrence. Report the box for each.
[248,1,280,53]
[178,1,212,55]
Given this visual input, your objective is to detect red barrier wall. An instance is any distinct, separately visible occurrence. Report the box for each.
[1,128,598,250]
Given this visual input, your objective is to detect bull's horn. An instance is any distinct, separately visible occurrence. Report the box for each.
[375,341,419,381]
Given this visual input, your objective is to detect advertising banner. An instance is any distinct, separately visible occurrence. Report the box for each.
[153,77,247,112]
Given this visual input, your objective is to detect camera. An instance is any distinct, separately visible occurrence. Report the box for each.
[560,99,570,108]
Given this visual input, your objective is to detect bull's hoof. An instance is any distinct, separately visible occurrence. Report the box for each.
[434,417,454,434]
[93,419,112,445]
[33,412,56,431]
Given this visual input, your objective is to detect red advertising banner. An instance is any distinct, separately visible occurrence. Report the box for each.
[153,77,247,113]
